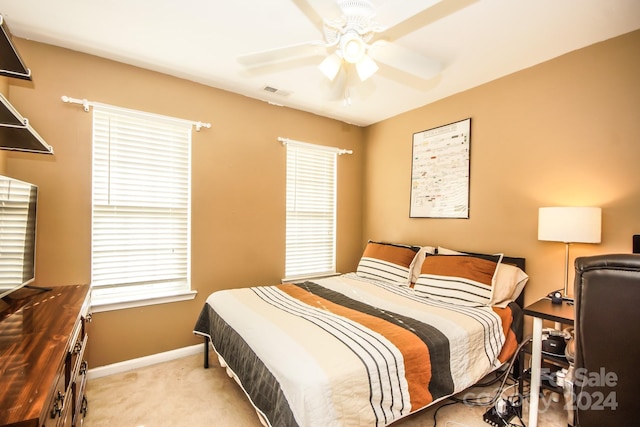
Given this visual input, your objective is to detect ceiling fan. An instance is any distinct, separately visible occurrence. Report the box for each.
[237,0,448,96]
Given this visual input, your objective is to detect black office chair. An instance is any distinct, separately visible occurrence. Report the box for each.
[564,254,640,426]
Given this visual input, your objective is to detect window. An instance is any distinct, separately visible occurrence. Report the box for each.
[91,105,194,309]
[284,141,339,279]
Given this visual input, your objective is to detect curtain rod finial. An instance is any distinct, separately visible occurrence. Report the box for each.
[195,121,211,131]
[61,95,90,112]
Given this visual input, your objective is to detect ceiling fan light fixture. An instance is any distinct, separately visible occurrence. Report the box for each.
[319,53,342,81]
[340,32,366,64]
[355,54,378,81]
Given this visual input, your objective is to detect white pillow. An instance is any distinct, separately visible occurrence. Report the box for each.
[409,246,436,284]
[491,262,529,307]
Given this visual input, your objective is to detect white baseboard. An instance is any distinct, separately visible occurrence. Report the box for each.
[87,343,204,380]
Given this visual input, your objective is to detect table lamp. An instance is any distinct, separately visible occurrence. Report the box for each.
[538,206,602,300]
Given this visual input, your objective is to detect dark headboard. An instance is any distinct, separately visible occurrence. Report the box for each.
[502,256,526,344]
[502,256,526,309]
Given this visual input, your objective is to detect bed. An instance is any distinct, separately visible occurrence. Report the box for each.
[193,242,528,427]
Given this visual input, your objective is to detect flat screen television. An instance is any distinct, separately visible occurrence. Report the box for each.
[0,174,37,299]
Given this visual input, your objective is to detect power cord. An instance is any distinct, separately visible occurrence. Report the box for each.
[433,400,458,427]
[452,335,532,407]
[441,335,533,426]
[482,384,528,426]
[431,335,534,426]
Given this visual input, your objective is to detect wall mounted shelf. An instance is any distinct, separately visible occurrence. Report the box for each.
[0,15,31,80]
[0,15,53,154]
[0,92,53,154]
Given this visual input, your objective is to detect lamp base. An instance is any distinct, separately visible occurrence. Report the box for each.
[550,290,563,304]
[548,290,574,304]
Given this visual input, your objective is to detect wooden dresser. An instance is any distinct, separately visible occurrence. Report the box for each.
[0,285,91,427]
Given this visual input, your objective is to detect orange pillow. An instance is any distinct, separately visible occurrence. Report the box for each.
[356,241,419,285]
[414,254,501,305]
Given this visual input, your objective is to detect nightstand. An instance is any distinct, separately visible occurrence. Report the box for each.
[523,297,574,427]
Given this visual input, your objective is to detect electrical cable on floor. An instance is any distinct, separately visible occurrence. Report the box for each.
[473,369,507,388]
[502,383,528,427]
[433,335,533,427]
[452,335,532,407]
[432,400,458,427]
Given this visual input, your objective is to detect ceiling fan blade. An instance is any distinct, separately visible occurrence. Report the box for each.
[375,0,442,31]
[368,40,441,80]
[291,0,343,33]
[378,0,479,41]
[237,41,326,68]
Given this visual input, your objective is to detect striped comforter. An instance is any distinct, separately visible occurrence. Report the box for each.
[193,273,521,427]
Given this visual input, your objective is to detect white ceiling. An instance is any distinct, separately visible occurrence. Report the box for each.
[1,0,639,127]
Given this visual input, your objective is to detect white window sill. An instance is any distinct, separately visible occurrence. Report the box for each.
[281,272,341,284]
[90,290,197,313]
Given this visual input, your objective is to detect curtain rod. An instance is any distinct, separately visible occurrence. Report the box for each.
[278,137,353,155]
[61,95,211,131]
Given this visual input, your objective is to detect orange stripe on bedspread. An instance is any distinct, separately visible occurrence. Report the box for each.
[493,306,517,364]
[278,283,433,408]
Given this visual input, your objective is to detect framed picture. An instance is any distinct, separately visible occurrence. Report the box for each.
[410,118,471,218]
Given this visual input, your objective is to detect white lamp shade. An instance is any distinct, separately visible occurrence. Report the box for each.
[319,54,342,81]
[538,206,602,243]
[355,55,378,81]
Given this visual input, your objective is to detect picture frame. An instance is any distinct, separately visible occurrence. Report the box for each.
[410,118,471,218]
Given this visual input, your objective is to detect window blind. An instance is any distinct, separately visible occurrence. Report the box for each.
[285,142,337,279]
[91,105,192,304]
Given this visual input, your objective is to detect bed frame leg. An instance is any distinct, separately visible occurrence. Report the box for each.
[515,348,524,417]
[203,337,209,369]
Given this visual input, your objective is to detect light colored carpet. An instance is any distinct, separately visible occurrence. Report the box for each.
[83,353,567,426]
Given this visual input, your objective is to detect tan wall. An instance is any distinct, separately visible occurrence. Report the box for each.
[4,40,365,367]
[363,30,640,306]
[5,30,639,367]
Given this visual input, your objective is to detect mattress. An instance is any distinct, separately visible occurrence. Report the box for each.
[194,273,522,427]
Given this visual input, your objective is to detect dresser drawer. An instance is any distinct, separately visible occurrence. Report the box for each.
[44,371,71,427]
[72,364,88,427]
[66,311,82,373]
[67,295,90,427]
[69,333,88,383]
